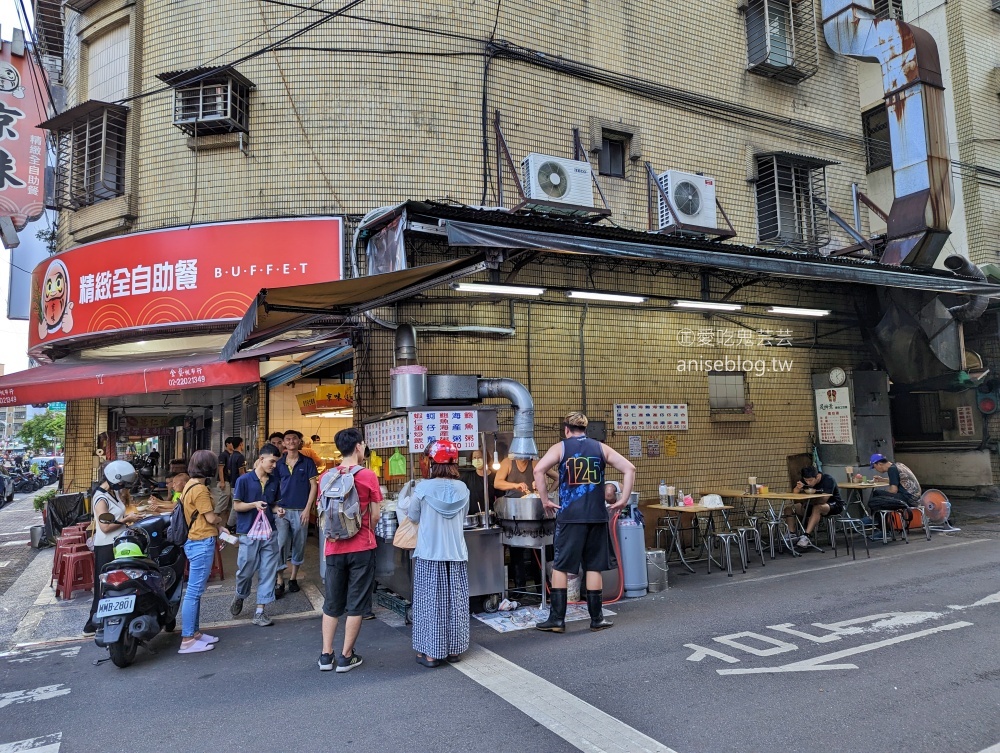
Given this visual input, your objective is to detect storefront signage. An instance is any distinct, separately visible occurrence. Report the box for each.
[408,410,479,453]
[364,416,408,450]
[614,404,688,431]
[815,388,853,444]
[0,39,46,232]
[28,217,343,356]
[297,383,354,415]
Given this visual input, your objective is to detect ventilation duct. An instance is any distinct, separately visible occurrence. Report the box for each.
[478,378,538,459]
[821,0,952,268]
[942,256,989,322]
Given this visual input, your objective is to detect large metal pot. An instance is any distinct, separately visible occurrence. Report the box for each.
[494,493,557,522]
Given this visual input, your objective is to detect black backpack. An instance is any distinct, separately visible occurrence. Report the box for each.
[166,483,199,547]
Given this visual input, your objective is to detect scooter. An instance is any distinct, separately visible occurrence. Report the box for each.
[94,512,187,667]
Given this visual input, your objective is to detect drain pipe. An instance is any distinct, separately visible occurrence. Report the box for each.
[478,378,538,459]
[821,0,952,268]
[943,256,989,322]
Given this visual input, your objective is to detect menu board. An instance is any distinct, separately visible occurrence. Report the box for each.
[614,404,688,431]
[409,410,479,453]
[364,416,408,450]
[815,388,853,445]
[957,405,975,437]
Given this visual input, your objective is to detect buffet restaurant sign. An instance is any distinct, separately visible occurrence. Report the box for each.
[29,217,343,353]
[0,38,46,232]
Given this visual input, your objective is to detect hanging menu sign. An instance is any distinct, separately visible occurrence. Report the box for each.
[815,387,853,445]
[364,416,408,450]
[614,404,688,431]
[409,410,479,453]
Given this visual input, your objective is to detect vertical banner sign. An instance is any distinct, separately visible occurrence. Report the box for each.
[0,39,46,232]
[815,388,853,445]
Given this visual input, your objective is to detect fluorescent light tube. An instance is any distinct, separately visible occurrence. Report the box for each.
[566,291,646,303]
[673,300,743,311]
[768,306,831,317]
[453,283,546,296]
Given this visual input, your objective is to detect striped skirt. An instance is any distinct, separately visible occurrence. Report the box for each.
[412,558,470,660]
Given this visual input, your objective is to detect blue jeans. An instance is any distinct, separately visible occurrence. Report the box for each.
[276,508,308,568]
[182,537,216,638]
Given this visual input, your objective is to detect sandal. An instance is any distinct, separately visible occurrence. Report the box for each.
[446,655,462,663]
[416,654,442,668]
[178,639,214,654]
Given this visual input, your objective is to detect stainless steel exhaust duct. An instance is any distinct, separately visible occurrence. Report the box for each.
[943,256,989,322]
[390,323,426,409]
[822,0,952,268]
[394,322,418,365]
[478,378,538,459]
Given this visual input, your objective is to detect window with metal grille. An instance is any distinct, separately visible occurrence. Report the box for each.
[993,0,1000,13]
[598,132,628,178]
[158,68,253,136]
[708,372,748,410]
[755,154,831,252]
[42,101,128,210]
[873,0,904,19]
[743,0,818,84]
[862,104,892,172]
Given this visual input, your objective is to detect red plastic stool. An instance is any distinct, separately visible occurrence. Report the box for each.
[56,551,95,600]
[59,533,86,547]
[51,541,89,586]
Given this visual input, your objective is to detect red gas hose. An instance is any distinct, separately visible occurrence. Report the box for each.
[532,509,624,605]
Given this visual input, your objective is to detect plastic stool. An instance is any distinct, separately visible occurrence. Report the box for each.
[51,541,89,586]
[56,551,95,600]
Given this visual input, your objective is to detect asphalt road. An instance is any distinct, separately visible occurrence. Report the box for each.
[0,489,45,599]
[2,524,1000,753]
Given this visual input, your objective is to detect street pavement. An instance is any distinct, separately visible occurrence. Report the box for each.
[2,499,1000,753]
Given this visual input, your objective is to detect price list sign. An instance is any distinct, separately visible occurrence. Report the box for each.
[815,388,853,445]
[409,410,479,453]
[614,404,688,431]
[364,416,408,450]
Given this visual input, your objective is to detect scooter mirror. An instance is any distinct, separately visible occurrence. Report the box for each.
[98,513,117,524]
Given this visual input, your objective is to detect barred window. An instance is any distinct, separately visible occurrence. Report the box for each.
[743,0,818,84]
[598,131,628,178]
[755,153,832,252]
[41,101,128,210]
[862,105,892,172]
[158,68,253,136]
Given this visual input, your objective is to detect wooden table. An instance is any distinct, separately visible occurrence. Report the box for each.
[647,504,734,572]
[711,490,833,554]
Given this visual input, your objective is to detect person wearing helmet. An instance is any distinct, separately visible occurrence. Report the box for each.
[407,439,471,667]
[83,460,141,635]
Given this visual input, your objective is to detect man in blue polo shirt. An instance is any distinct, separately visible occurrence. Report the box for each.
[274,430,319,597]
[231,443,285,626]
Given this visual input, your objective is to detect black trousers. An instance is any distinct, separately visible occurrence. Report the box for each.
[868,489,910,514]
[88,543,116,623]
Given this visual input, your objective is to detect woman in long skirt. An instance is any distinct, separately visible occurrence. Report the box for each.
[408,440,470,668]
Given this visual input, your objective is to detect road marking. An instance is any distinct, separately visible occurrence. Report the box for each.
[950,590,1000,611]
[0,646,80,663]
[713,632,797,656]
[302,581,325,612]
[0,531,29,537]
[0,732,61,752]
[0,685,70,709]
[0,561,10,568]
[453,644,678,753]
[717,621,972,674]
[1,541,29,547]
[976,743,1000,753]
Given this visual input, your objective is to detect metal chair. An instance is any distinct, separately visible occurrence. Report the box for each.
[830,508,871,559]
[735,516,766,567]
[704,509,747,577]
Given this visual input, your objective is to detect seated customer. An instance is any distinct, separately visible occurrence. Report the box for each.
[785,466,844,549]
[867,453,921,520]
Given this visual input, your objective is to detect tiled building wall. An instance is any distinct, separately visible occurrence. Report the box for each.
[266,379,354,445]
[62,399,104,494]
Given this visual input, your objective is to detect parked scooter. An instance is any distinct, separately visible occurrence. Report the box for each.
[94,512,187,667]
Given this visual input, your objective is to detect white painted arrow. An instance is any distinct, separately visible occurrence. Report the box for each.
[0,685,70,709]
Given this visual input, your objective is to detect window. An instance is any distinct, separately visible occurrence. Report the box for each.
[744,0,818,84]
[862,105,892,172]
[41,101,129,210]
[755,153,832,252]
[87,24,129,102]
[873,0,903,19]
[159,68,253,136]
[13,424,21,433]
[598,132,628,178]
[708,372,748,410]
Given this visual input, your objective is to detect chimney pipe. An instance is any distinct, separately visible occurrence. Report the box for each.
[394,323,418,365]
[478,378,538,459]
[943,255,989,322]
[821,0,952,268]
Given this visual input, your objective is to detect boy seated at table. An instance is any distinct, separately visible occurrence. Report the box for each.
[784,466,844,549]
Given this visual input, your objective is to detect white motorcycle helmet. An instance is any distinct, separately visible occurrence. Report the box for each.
[103,460,137,490]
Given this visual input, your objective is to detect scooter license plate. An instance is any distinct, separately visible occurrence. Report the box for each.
[95,595,135,619]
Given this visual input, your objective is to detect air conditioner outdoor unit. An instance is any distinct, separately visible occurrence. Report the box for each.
[521,153,595,208]
[657,170,717,230]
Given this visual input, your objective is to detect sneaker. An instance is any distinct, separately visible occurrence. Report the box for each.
[336,651,363,673]
[796,534,811,548]
[274,582,286,600]
[288,579,300,593]
[252,610,274,627]
[860,516,873,525]
[318,652,335,671]
[230,596,244,617]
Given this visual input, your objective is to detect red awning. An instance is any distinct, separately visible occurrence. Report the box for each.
[0,353,260,407]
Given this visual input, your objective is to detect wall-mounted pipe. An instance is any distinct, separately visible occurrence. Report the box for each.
[394,322,418,365]
[943,255,989,322]
[821,0,952,268]
[478,378,537,459]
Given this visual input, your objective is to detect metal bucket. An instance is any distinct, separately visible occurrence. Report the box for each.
[29,524,46,549]
[646,548,668,592]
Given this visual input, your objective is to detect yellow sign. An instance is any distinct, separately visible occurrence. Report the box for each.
[664,435,678,457]
[298,383,354,415]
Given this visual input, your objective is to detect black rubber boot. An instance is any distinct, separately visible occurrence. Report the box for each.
[535,588,567,633]
[586,589,613,631]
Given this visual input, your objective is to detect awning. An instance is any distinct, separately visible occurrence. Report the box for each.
[263,345,354,389]
[0,353,261,407]
[223,255,491,361]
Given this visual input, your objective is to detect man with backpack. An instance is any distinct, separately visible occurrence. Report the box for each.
[230,443,285,627]
[317,428,381,673]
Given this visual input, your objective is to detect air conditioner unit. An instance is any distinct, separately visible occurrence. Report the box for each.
[521,153,595,208]
[657,170,717,230]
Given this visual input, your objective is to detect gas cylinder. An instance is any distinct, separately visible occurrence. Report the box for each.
[616,498,648,598]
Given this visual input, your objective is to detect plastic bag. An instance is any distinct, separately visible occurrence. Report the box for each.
[392,515,418,549]
[247,509,273,541]
[566,573,582,603]
[395,480,416,524]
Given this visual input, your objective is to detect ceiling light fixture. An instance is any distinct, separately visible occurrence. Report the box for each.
[452,283,546,296]
[768,306,831,317]
[673,300,743,311]
[492,450,501,471]
[566,291,647,304]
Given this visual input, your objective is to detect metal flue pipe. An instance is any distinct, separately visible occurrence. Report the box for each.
[478,378,538,459]
[821,0,952,268]
[943,256,989,322]
[394,322,418,365]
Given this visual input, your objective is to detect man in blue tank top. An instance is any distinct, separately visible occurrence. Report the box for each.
[533,412,636,633]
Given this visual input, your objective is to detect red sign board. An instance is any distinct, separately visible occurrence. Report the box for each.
[0,40,47,230]
[29,217,342,356]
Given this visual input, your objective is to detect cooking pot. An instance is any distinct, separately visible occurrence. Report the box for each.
[463,514,480,529]
[495,493,557,522]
